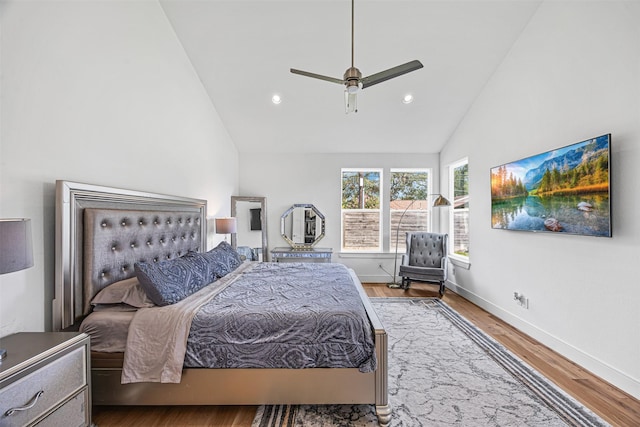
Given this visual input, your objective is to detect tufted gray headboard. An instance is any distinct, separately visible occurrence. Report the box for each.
[54,181,207,331]
[83,208,202,315]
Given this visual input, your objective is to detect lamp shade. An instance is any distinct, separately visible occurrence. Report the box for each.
[215,217,237,234]
[0,218,34,274]
[432,195,451,207]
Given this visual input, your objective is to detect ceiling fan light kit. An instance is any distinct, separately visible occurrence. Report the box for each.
[291,0,423,113]
[345,91,358,114]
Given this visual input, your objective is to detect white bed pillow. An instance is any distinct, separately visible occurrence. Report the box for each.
[91,277,155,309]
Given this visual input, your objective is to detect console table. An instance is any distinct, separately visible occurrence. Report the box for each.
[271,247,332,263]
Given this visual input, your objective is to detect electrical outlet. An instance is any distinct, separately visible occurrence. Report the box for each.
[513,292,529,309]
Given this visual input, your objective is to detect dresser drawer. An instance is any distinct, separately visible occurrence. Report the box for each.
[0,346,86,427]
[33,388,89,427]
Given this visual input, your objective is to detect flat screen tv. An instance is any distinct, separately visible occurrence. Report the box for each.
[490,134,611,237]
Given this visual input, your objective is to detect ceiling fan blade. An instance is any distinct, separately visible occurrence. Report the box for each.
[290,69,344,85]
[360,60,424,89]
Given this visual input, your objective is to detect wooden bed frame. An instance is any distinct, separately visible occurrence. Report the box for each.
[53,180,390,425]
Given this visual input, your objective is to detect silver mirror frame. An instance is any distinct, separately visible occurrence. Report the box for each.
[231,196,268,261]
[280,204,325,249]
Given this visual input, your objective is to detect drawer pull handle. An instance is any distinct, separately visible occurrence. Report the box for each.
[5,390,44,416]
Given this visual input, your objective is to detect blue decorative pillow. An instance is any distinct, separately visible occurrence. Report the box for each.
[134,252,217,306]
[202,241,243,278]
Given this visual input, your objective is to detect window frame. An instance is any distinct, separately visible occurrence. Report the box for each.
[340,168,383,253]
[448,158,469,263]
[389,168,433,253]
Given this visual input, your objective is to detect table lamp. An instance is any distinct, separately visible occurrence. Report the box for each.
[0,218,34,360]
[215,217,237,242]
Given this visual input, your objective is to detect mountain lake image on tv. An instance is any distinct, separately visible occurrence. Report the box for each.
[491,134,611,237]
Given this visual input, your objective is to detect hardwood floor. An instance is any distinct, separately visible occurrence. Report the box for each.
[92,283,640,426]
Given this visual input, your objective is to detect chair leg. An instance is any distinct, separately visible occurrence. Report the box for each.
[402,277,410,291]
[439,282,446,297]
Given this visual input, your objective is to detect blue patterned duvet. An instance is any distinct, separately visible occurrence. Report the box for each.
[183,262,377,372]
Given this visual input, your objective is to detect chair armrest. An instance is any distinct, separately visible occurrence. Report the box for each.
[441,256,449,280]
[401,254,409,266]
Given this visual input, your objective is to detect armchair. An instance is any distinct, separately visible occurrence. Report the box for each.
[398,232,448,296]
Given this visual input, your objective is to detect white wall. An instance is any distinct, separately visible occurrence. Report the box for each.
[0,1,238,334]
[440,1,640,398]
[239,152,441,281]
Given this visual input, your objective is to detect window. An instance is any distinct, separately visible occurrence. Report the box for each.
[449,158,469,258]
[390,169,431,253]
[341,169,382,251]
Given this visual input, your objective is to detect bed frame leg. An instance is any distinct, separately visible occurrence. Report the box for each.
[375,404,392,426]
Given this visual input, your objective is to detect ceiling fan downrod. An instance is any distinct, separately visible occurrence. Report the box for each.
[351,0,355,69]
[345,0,361,113]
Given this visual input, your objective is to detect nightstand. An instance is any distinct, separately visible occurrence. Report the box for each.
[0,332,91,427]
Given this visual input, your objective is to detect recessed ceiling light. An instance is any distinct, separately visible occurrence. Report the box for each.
[272,94,282,105]
[402,94,414,104]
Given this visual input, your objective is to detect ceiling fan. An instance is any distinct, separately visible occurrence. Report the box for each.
[290,0,423,113]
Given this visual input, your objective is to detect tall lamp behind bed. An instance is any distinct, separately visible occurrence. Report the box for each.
[215,217,237,243]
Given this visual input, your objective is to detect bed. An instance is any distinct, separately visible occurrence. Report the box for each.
[53,180,390,426]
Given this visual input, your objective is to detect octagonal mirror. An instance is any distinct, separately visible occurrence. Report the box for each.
[280,204,325,249]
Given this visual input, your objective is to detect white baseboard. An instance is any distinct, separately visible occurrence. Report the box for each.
[358,274,395,284]
[446,281,640,400]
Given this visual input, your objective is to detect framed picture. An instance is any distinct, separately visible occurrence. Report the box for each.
[490,134,611,237]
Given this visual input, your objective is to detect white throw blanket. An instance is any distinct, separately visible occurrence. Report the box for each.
[121,262,255,384]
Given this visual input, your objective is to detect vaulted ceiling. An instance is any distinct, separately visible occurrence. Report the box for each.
[160,1,541,154]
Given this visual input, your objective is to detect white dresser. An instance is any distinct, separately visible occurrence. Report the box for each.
[0,332,91,427]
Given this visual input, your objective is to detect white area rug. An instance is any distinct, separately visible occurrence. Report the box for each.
[252,298,608,427]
